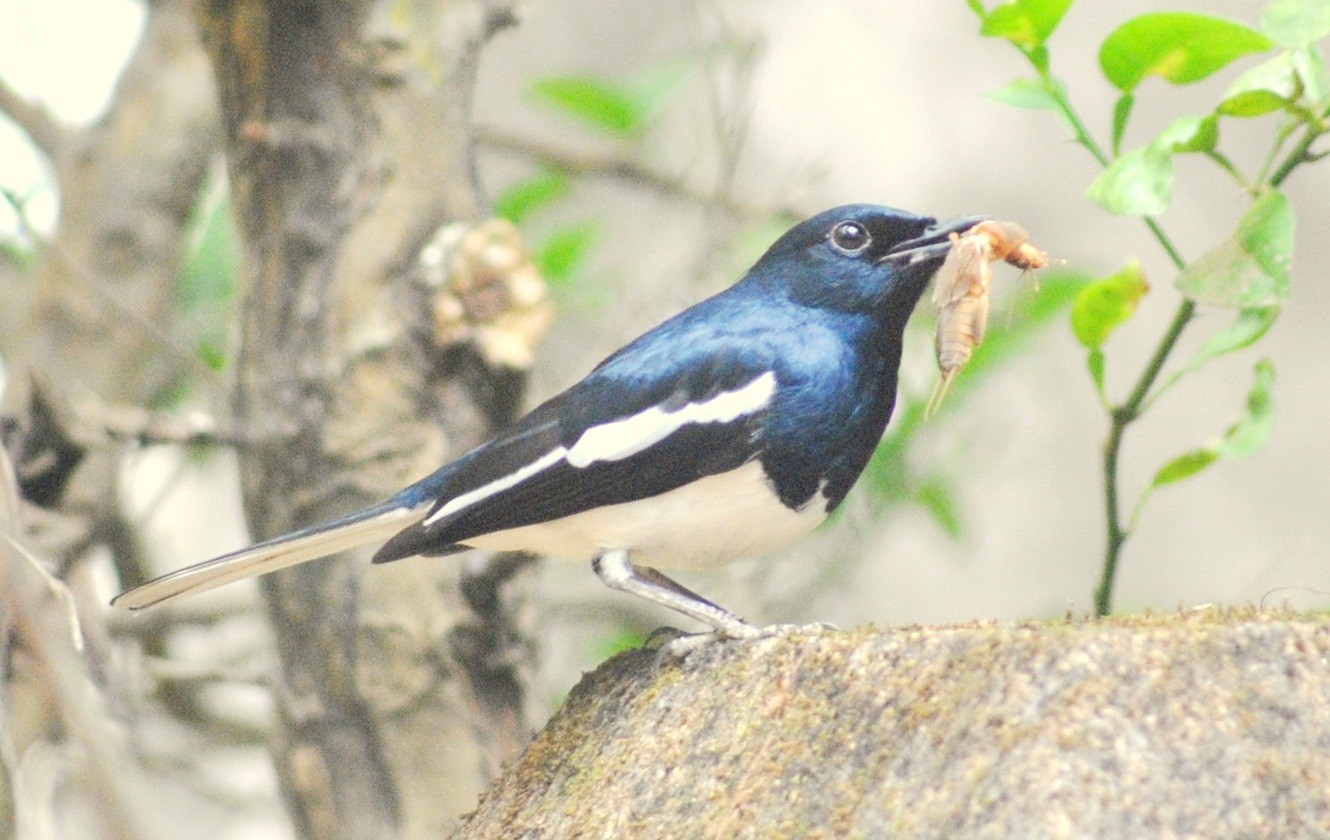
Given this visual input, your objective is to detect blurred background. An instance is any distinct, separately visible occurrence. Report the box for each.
[486,0,1330,643]
[2,0,1326,836]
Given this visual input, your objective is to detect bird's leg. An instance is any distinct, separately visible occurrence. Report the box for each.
[592,549,759,640]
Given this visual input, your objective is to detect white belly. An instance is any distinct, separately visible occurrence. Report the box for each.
[462,460,827,569]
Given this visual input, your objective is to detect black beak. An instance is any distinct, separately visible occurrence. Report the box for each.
[880,215,989,264]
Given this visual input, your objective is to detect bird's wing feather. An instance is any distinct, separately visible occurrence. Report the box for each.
[374,333,779,562]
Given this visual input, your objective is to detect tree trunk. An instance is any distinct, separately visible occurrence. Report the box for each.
[198,1,534,837]
[1,6,218,835]
[8,0,220,588]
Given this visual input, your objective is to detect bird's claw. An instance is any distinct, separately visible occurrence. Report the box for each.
[642,625,688,648]
[653,620,837,661]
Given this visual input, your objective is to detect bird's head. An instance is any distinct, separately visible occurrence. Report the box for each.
[750,204,986,322]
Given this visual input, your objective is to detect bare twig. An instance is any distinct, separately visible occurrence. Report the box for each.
[65,386,245,449]
[475,124,804,222]
[0,72,64,160]
[681,4,767,290]
[104,599,256,636]
[0,451,171,839]
[144,656,268,689]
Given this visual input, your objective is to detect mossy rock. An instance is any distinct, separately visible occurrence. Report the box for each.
[455,608,1330,839]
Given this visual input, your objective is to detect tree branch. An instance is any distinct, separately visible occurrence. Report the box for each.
[0,449,171,839]
[0,72,64,160]
[476,124,804,222]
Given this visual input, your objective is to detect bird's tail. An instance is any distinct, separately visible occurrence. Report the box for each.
[111,499,430,611]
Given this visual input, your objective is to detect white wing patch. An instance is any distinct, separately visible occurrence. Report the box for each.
[422,371,777,528]
[424,447,568,526]
[566,372,776,468]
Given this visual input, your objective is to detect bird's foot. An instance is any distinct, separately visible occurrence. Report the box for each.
[653,620,837,661]
[643,625,686,648]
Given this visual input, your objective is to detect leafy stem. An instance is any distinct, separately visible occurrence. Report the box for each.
[1010,19,1328,617]
[1093,297,1195,616]
[1269,111,1328,188]
[1204,149,1254,192]
[1042,75,1111,167]
[1007,44,1204,616]
[1094,117,1325,616]
[974,1,1322,617]
[1029,63,1190,270]
[1257,117,1302,183]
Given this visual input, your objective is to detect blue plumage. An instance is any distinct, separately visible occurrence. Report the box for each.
[113,204,982,638]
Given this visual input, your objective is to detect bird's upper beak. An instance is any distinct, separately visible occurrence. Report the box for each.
[880,215,989,264]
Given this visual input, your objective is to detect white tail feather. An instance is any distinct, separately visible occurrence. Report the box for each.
[112,504,428,611]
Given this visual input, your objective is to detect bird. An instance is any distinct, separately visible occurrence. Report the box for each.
[113,204,983,640]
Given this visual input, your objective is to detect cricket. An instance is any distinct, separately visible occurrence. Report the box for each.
[926,220,1048,418]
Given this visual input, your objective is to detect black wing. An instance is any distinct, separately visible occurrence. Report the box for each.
[374,332,779,562]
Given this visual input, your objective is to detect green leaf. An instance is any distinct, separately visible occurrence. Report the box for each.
[987,77,1080,136]
[1086,348,1106,397]
[1138,360,1277,520]
[493,169,569,225]
[1148,359,1276,486]
[529,76,646,136]
[1150,306,1279,405]
[1217,90,1290,117]
[1293,46,1330,107]
[1099,13,1273,92]
[1088,115,1219,215]
[174,180,239,375]
[196,338,227,373]
[178,188,238,311]
[1151,449,1220,487]
[987,78,1061,109]
[1111,93,1135,154]
[593,628,650,661]
[1071,261,1150,348]
[535,223,597,284]
[979,0,1073,47]
[1028,44,1052,75]
[1216,359,1277,458]
[1261,0,1330,48]
[1086,145,1174,215]
[1190,305,1280,368]
[1218,51,1302,116]
[916,480,963,539]
[1176,190,1294,308]
[1156,114,1220,152]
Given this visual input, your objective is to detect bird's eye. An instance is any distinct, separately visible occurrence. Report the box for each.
[829,221,871,255]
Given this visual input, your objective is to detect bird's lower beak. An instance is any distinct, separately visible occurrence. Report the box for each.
[881,215,989,264]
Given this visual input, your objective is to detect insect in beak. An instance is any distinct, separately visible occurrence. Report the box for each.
[926,220,1050,418]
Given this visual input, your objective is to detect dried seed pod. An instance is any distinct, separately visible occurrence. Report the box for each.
[421,218,554,370]
[926,220,1047,418]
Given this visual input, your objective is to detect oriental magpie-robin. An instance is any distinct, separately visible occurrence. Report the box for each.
[113,205,982,639]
